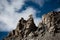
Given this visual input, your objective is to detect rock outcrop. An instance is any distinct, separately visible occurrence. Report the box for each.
[4,11,60,40]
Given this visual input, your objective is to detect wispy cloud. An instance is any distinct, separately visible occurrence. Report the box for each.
[55,8,60,12]
[0,0,42,31]
[25,0,46,7]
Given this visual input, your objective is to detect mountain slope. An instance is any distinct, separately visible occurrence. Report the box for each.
[4,11,60,40]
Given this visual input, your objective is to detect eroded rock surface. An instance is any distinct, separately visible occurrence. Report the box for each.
[4,11,60,40]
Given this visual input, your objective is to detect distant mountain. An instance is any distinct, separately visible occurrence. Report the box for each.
[4,11,60,40]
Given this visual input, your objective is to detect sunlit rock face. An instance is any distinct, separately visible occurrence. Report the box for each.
[4,11,60,40]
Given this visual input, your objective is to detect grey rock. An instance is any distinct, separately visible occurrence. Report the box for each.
[4,11,60,40]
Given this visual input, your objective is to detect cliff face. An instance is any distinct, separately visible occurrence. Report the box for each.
[4,11,60,40]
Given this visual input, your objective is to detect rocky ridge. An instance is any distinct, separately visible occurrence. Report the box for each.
[4,11,60,40]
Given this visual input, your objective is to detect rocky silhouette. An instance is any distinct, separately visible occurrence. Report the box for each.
[4,11,60,40]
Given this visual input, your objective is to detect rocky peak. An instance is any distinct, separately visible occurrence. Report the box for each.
[4,11,60,40]
[42,11,60,34]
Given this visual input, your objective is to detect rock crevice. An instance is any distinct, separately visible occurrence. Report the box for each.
[4,11,60,40]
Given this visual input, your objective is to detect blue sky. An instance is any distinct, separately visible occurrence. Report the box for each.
[18,0,60,17]
[0,0,60,40]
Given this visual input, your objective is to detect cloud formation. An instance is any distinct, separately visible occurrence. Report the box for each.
[0,0,42,31]
[55,8,60,12]
[25,0,50,7]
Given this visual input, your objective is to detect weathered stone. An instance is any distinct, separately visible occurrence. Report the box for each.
[4,11,60,40]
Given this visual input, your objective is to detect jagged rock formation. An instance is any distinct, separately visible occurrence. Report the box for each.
[4,11,60,40]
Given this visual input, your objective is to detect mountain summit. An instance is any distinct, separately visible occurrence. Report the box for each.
[4,11,60,40]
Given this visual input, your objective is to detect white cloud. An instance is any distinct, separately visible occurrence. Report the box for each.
[26,0,48,7]
[55,8,60,12]
[34,0,45,7]
[0,0,41,31]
